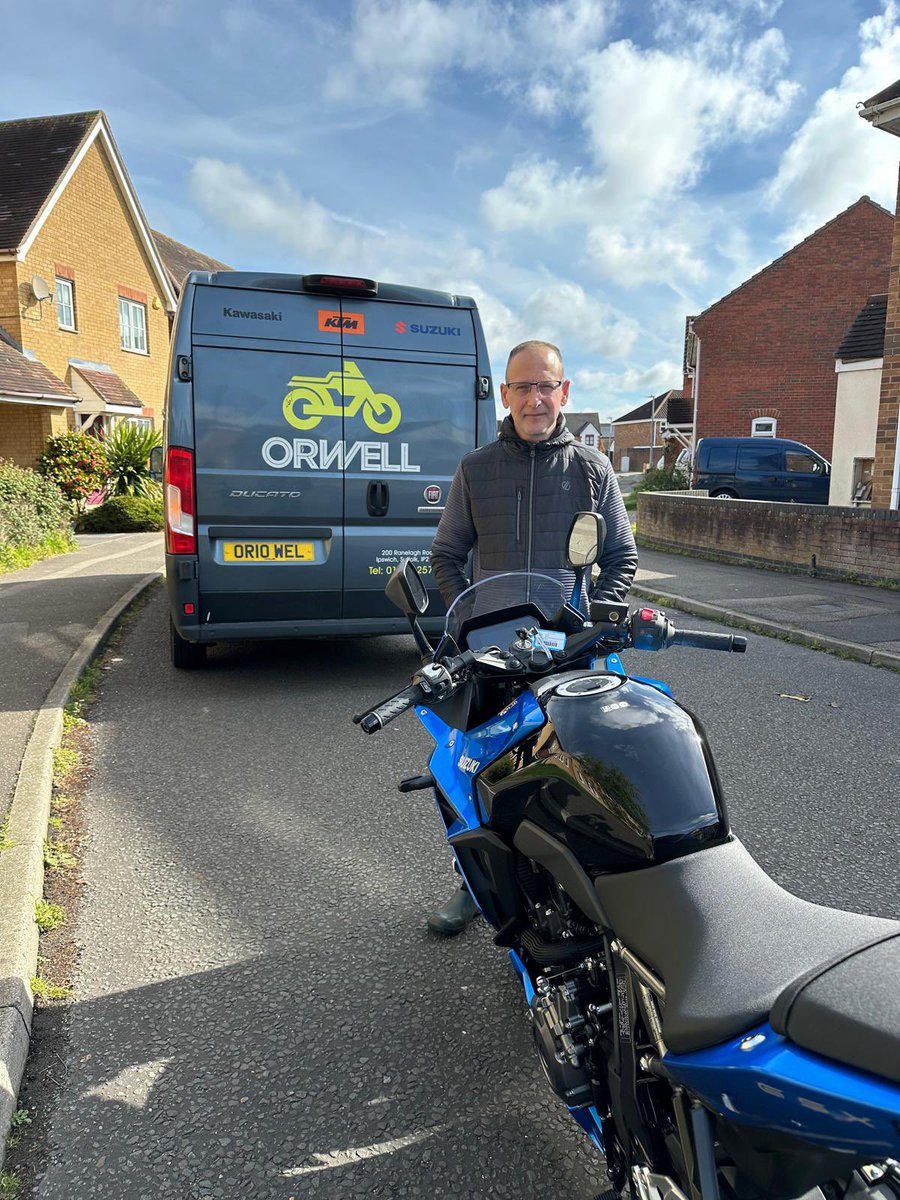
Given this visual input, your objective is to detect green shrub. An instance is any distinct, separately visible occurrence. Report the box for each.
[37,432,108,510]
[104,423,162,498]
[79,495,164,533]
[0,460,75,552]
[634,464,690,494]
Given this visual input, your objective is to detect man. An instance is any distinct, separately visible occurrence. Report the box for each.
[426,340,638,935]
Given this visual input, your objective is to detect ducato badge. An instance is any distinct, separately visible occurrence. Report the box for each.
[424,485,442,504]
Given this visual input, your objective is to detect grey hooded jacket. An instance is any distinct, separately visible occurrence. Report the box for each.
[431,415,637,609]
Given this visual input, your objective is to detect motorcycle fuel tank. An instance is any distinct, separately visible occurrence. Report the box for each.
[476,673,730,872]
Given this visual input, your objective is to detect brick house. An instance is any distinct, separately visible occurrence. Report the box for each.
[566,411,611,454]
[611,389,689,472]
[683,197,893,464]
[0,110,228,469]
[859,80,900,509]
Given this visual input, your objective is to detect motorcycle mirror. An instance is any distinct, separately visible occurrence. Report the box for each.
[566,512,606,568]
[385,558,429,616]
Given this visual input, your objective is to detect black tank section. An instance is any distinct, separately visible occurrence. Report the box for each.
[477,673,729,871]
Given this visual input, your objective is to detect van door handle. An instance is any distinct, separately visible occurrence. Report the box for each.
[367,480,389,517]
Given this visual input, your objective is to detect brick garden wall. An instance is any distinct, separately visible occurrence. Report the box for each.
[689,198,893,462]
[637,492,900,584]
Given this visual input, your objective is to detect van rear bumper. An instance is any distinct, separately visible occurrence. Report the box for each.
[180,616,446,642]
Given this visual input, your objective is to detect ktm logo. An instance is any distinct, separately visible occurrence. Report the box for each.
[318,310,365,334]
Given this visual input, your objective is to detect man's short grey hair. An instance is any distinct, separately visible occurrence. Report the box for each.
[506,340,565,378]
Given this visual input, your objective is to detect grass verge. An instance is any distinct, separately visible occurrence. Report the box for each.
[0,534,77,577]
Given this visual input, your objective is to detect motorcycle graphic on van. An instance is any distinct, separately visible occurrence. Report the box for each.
[282,360,401,434]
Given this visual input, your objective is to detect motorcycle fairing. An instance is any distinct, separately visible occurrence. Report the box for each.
[598,650,674,699]
[417,690,545,836]
[664,1023,900,1157]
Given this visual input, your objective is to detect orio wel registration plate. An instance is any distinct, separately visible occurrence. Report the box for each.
[222,541,314,563]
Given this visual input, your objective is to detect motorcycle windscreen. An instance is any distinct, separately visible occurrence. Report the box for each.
[191,336,343,624]
[341,308,478,621]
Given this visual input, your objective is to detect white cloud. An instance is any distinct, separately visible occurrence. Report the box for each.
[572,360,684,412]
[481,4,799,287]
[518,280,639,357]
[326,0,614,109]
[766,2,900,244]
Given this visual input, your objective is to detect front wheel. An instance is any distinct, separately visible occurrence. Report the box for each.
[363,393,401,434]
[710,488,737,499]
[170,619,207,669]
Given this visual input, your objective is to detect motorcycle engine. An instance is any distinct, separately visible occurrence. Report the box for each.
[530,968,607,1107]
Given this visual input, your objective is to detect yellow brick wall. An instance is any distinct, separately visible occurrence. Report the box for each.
[0,404,69,469]
[0,260,23,343]
[14,136,170,427]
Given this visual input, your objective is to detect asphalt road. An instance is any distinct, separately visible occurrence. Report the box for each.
[26,588,900,1199]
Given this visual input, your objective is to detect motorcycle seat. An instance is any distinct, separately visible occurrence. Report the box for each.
[770,933,900,1084]
[592,838,900,1058]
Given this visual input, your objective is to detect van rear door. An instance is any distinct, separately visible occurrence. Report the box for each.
[190,286,344,625]
[336,298,479,619]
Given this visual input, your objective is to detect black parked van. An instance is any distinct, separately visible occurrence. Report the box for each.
[163,272,495,667]
[692,437,830,504]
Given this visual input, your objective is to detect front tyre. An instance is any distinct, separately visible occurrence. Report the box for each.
[170,619,207,669]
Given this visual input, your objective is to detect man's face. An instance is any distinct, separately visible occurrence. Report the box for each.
[501,346,570,442]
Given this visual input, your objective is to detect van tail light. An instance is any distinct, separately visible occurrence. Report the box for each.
[164,447,197,554]
[303,274,377,295]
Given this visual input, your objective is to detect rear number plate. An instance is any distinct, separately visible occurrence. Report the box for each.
[222,541,314,563]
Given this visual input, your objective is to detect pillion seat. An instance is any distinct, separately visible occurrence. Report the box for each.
[592,838,900,1072]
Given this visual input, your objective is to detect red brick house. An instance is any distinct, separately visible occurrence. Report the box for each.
[683,197,893,462]
[611,389,690,472]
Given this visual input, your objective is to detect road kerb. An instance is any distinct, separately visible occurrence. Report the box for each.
[0,569,163,1165]
[628,584,892,669]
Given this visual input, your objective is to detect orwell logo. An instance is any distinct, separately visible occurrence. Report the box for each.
[282,360,401,434]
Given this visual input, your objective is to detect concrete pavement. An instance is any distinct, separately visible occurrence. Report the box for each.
[0,533,163,1157]
[0,530,897,1165]
[630,546,900,671]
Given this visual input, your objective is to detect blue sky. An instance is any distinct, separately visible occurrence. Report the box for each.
[5,0,900,419]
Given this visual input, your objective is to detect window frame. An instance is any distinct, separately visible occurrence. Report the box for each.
[55,277,76,332]
[118,296,148,354]
[751,417,777,438]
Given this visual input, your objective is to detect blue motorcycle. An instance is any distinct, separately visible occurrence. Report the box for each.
[355,513,900,1200]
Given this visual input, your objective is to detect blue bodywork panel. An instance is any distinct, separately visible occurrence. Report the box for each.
[417,690,545,836]
[598,650,673,698]
[664,1023,900,1156]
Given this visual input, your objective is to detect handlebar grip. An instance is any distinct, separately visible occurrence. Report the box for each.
[358,684,422,734]
[672,629,747,653]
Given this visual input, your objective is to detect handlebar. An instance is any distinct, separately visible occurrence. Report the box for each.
[671,629,747,653]
[354,683,424,734]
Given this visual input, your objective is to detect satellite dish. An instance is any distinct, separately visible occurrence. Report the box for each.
[31,276,53,302]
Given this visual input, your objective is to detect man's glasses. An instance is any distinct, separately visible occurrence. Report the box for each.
[505,380,563,397]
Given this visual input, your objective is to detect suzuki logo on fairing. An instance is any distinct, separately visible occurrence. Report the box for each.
[458,755,479,773]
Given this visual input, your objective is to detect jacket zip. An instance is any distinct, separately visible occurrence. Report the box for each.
[515,487,523,545]
[526,446,536,574]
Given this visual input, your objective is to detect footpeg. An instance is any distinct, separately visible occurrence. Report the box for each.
[398,772,435,793]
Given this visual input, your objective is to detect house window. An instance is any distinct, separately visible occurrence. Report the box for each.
[852,458,874,504]
[583,432,595,447]
[56,278,76,331]
[128,417,153,432]
[751,417,776,437]
[119,296,148,353]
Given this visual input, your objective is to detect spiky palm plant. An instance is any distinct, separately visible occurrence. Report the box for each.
[103,423,163,498]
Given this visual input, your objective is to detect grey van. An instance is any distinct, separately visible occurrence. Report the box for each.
[163,272,495,667]
[692,437,830,504]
